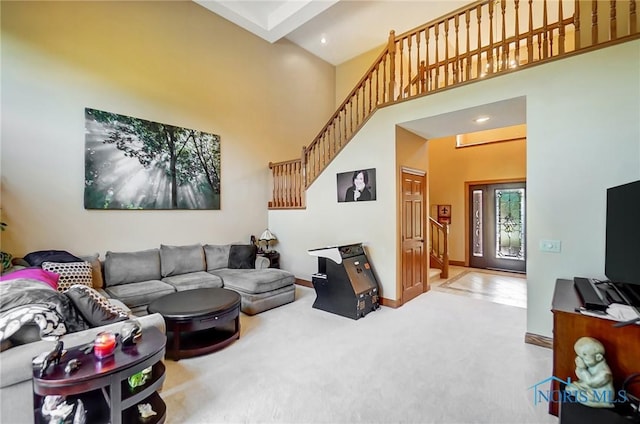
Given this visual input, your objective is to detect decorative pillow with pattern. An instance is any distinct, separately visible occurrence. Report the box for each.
[41,262,93,292]
[64,285,129,327]
[0,303,67,343]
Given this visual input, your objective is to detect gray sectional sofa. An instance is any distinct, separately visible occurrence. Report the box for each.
[101,243,296,316]
[0,242,296,423]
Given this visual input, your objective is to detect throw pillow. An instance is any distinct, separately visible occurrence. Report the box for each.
[23,250,83,267]
[79,253,104,289]
[0,268,59,291]
[41,262,92,292]
[64,285,129,327]
[228,244,257,269]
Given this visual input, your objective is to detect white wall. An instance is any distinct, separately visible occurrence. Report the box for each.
[268,116,399,299]
[270,40,640,338]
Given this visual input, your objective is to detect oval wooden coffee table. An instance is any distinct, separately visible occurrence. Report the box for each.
[148,287,241,360]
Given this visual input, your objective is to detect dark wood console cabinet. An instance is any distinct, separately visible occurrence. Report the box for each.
[550,279,640,417]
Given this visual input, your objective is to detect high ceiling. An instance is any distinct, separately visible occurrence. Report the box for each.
[192,0,526,136]
[193,0,474,65]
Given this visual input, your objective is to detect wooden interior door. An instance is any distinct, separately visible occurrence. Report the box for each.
[401,169,427,303]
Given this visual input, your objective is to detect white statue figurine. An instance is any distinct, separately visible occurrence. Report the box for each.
[565,336,615,408]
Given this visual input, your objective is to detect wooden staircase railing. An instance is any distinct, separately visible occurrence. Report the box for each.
[429,217,450,279]
[269,0,640,209]
[268,152,306,209]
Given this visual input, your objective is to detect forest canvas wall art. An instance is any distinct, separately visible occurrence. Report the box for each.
[84,108,221,210]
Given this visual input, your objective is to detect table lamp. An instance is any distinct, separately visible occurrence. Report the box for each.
[259,229,277,253]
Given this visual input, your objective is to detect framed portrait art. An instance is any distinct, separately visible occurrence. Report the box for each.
[336,168,377,203]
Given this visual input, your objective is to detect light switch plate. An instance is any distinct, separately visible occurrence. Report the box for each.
[539,239,561,253]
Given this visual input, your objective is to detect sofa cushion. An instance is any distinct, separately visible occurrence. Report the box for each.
[236,284,296,315]
[160,244,205,277]
[104,280,175,309]
[209,268,295,294]
[23,250,82,267]
[162,271,223,291]
[228,244,257,269]
[41,261,93,292]
[203,244,230,271]
[64,285,129,327]
[104,249,161,287]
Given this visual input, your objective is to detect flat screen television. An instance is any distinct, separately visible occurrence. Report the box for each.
[605,180,640,302]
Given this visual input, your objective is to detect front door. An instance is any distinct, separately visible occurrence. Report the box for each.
[401,169,427,303]
[468,181,526,273]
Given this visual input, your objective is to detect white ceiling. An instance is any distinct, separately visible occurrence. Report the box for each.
[399,97,527,139]
[193,0,474,66]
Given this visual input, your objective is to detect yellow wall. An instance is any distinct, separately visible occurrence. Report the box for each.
[0,1,335,256]
[428,132,526,262]
[396,127,430,171]
[335,44,385,107]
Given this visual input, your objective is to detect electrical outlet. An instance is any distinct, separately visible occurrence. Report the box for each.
[539,239,561,253]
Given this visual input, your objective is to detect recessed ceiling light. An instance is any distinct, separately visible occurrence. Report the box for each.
[320,36,327,44]
[474,116,490,123]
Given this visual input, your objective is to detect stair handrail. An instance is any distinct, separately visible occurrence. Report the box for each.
[270,0,640,209]
[429,217,450,279]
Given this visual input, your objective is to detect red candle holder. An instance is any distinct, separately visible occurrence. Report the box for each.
[94,331,116,359]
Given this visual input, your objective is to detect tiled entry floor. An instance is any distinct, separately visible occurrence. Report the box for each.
[431,266,527,308]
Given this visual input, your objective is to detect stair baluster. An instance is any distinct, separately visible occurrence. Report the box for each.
[269,0,640,210]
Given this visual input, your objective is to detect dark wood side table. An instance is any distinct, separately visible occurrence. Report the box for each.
[32,326,166,424]
[148,287,241,360]
[258,251,280,268]
[550,279,640,417]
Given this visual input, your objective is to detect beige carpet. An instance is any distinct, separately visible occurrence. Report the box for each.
[160,286,556,424]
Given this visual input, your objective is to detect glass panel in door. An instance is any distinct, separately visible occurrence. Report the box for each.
[469,182,526,273]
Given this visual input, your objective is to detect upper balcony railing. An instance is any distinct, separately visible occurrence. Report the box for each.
[269,0,640,209]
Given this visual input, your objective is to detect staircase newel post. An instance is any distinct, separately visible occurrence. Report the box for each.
[387,30,396,103]
[442,223,449,278]
[301,146,307,189]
